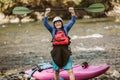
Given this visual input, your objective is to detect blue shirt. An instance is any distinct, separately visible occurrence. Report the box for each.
[43,16,76,37]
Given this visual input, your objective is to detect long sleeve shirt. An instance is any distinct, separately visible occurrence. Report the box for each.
[43,16,76,38]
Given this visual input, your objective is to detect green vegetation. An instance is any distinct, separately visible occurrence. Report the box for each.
[0,0,115,15]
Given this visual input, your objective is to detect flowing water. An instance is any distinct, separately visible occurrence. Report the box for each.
[0,17,120,79]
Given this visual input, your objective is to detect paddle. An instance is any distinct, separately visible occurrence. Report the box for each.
[12,3,105,14]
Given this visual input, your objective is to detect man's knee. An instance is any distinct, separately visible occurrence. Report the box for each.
[67,69,73,74]
[54,70,59,74]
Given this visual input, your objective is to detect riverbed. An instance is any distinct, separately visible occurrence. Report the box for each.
[0,17,120,79]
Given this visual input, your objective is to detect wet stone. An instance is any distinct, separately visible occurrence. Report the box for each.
[0,20,120,80]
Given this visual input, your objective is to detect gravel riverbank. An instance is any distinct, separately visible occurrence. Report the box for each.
[0,19,120,80]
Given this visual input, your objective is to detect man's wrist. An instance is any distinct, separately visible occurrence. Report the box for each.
[44,13,47,17]
[71,12,75,16]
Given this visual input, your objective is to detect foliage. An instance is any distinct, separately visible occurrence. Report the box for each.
[0,0,119,15]
[0,0,16,12]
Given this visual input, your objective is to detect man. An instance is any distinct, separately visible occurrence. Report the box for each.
[43,7,76,80]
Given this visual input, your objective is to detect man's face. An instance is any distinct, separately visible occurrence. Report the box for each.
[54,20,62,29]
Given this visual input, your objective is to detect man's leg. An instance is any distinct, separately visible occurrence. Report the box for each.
[54,70,60,80]
[67,69,75,80]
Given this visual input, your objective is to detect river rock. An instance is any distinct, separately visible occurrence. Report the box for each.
[0,13,9,24]
[83,15,91,19]
[33,12,44,21]
[21,16,35,23]
[0,12,5,20]
[105,2,120,22]
[9,15,20,23]
[111,70,120,78]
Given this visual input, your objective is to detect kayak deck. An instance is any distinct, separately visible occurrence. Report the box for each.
[25,65,110,80]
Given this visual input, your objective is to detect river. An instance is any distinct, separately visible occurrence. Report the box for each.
[0,17,120,79]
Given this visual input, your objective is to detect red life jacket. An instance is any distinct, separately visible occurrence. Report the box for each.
[52,30,70,45]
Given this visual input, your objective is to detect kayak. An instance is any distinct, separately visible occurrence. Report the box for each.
[25,63,110,80]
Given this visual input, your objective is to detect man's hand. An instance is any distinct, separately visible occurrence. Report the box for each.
[44,8,51,17]
[69,7,75,16]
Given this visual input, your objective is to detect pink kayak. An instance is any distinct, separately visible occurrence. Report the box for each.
[25,65,110,80]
